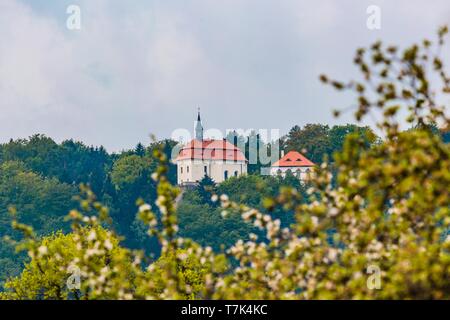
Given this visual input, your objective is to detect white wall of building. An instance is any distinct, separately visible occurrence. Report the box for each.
[269,166,313,181]
[177,159,247,185]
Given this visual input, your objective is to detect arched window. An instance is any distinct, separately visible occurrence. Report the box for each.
[187,166,189,173]
[277,169,282,176]
[296,169,301,178]
[180,166,183,174]
[224,170,229,180]
[234,170,238,177]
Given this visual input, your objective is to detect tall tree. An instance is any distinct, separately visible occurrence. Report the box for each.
[135,143,145,157]
[285,124,331,163]
[196,175,217,206]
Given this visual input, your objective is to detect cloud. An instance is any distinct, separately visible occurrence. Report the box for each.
[0,0,449,151]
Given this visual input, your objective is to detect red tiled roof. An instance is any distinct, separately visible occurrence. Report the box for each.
[176,139,247,162]
[271,151,315,167]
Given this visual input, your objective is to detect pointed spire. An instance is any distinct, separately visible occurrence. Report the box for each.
[195,108,203,141]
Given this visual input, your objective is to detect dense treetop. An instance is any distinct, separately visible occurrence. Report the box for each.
[0,26,449,299]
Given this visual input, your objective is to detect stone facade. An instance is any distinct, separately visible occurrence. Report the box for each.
[269,166,312,180]
[177,159,247,185]
[175,112,248,185]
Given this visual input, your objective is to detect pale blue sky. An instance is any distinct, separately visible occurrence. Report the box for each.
[1,0,449,151]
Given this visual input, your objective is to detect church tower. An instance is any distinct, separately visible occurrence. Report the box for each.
[195,108,203,141]
[176,110,248,185]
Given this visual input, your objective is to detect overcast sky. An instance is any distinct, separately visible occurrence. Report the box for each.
[1,0,449,151]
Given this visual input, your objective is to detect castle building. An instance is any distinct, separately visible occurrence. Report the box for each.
[270,150,315,180]
[175,111,248,186]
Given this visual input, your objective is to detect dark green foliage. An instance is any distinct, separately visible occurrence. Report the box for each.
[218,174,306,227]
[0,161,77,285]
[135,143,145,157]
[109,154,156,246]
[284,124,377,163]
[0,126,369,286]
[442,128,450,143]
[0,135,112,195]
[285,124,331,163]
[196,175,217,206]
[177,190,254,251]
[108,139,177,251]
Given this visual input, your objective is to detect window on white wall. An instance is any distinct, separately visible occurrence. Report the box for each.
[224,170,228,180]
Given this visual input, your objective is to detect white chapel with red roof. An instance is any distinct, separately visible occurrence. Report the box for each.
[175,112,248,185]
[270,150,315,180]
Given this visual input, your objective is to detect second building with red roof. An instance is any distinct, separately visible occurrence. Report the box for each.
[270,150,315,181]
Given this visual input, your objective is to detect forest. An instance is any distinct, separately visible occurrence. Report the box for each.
[0,27,449,299]
[0,122,399,286]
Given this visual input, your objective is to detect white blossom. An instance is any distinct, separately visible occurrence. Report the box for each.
[139,204,152,212]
